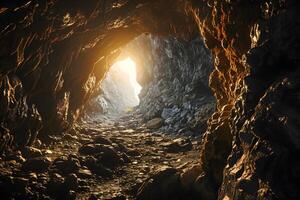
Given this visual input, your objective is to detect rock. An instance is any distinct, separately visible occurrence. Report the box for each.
[79,144,123,168]
[162,138,193,153]
[28,172,38,182]
[22,147,43,158]
[82,156,113,177]
[77,168,92,178]
[146,118,164,129]
[44,149,53,155]
[22,157,51,172]
[53,155,80,174]
[96,150,124,169]
[38,173,49,184]
[136,167,182,200]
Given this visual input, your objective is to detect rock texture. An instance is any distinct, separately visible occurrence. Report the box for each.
[187,1,300,199]
[124,34,215,134]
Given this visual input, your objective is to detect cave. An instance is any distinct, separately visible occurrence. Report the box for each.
[0,1,300,200]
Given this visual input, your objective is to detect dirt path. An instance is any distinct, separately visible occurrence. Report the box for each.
[0,114,201,200]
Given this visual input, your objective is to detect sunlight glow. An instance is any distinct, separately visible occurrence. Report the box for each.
[113,57,142,102]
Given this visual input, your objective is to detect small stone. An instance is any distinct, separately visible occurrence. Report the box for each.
[38,173,49,184]
[146,118,164,129]
[29,172,38,182]
[82,156,112,177]
[53,155,80,174]
[44,149,53,155]
[79,144,123,168]
[77,169,92,178]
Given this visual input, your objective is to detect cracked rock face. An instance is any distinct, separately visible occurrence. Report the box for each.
[190,1,300,199]
[124,34,215,134]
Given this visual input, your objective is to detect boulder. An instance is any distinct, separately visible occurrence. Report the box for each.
[146,118,164,129]
[82,156,113,177]
[52,155,81,174]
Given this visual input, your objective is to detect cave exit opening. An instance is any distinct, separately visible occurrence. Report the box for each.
[100,57,142,114]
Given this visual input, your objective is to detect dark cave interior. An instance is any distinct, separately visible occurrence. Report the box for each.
[0,0,300,200]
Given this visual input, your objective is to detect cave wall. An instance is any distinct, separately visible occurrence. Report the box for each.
[186,0,300,199]
[123,34,215,135]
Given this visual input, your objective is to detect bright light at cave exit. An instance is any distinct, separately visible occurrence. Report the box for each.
[114,57,142,102]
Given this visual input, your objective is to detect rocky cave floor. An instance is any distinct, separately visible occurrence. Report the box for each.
[0,112,202,200]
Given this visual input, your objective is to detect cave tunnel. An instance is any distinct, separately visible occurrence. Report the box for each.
[1,1,300,200]
[86,56,141,118]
